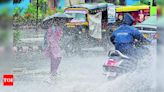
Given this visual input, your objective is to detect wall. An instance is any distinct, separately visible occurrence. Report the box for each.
[125,0,140,5]
[65,0,85,7]
[0,0,30,15]
[13,0,31,14]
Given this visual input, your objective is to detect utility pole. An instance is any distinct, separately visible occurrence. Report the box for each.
[36,0,39,31]
[69,0,72,6]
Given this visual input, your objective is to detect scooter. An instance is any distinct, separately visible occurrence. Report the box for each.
[103,50,138,80]
[103,41,151,80]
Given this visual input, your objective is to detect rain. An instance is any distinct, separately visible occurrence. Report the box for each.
[0,0,159,92]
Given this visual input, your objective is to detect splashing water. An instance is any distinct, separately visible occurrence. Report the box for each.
[0,44,156,92]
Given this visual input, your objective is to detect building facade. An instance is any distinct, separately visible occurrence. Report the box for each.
[48,0,85,10]
[125,0,140,5]
[0,0,31,15]
[48,0,66,10]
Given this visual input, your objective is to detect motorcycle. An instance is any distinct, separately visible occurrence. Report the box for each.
[103,43,150,80]
[103,50,138,80]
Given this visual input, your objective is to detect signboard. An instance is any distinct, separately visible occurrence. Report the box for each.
[89,12,102,39]
[107,5,116,23]
[65,10,88,14]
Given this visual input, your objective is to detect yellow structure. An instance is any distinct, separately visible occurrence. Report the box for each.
[116,5,149,12]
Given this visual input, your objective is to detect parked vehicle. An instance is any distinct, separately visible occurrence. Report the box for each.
[63,3,153,55]
[116,5,150,24]
[64,3,115,54]
[135,16,157,40]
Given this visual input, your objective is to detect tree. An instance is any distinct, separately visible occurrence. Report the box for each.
[140,0,149,4]
[24,0,48,19]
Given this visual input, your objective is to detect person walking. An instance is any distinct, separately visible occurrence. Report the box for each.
[44,21,63,76]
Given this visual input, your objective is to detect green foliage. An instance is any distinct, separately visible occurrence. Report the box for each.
[31,0,47,4]
[133,2,146,5]
[56,8,64,13]
[98,0,107,3]
[13,7,23,16]
[25,3,36,14]
[24,0,54,19]
[24,3,37,19]
[157,0,164,5]
[0,30,21,46]
[0,30,10,46]
[45,7,55,16]
[140,0,149,5]
[13,30,21,45]
[0,8,11,17]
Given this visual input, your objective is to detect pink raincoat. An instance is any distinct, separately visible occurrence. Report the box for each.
[45,26,63,58]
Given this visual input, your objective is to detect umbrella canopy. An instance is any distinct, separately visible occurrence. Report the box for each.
[43,13,74,22]
[41,13,73,29]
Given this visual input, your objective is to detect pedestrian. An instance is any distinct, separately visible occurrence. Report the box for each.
[44,19,63,76]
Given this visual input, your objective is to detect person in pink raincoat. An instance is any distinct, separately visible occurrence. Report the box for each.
[44,21,63,76]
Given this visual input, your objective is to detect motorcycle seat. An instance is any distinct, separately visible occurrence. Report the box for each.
[108,50,129,59]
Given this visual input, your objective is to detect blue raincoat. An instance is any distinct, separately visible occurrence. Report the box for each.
[110,13,148,56]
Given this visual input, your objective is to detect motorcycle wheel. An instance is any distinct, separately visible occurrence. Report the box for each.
[107,75,117,80]
[103,66,109,72]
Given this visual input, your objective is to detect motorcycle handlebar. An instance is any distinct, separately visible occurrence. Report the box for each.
[134,39,152,47]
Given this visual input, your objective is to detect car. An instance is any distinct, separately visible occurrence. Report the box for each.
[134,16,157,40]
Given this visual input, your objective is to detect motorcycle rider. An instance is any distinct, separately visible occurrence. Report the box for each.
[110,13,149,57]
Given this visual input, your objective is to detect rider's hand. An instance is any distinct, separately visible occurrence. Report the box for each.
[144,39,156,46]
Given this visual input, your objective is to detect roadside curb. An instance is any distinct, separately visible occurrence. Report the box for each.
[0,46,43,53]
[13,46,43,53]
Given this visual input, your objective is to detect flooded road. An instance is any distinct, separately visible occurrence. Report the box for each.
[0,44,156,92]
